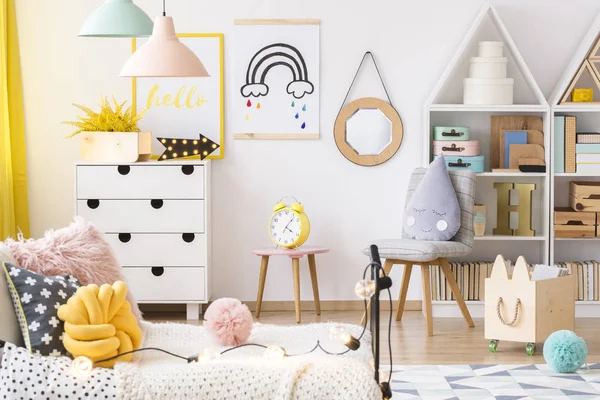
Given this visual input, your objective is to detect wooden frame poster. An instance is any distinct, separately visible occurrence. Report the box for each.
[132,33,224,159]
[233,19,320,140]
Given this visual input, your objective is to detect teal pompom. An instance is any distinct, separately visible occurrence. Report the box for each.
[543,330,587,373]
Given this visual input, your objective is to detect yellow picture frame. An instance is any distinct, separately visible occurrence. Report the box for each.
[131,33,225,160]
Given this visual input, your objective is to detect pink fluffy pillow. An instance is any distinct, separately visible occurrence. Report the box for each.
[5,217,141,320]
[204,298,253,346]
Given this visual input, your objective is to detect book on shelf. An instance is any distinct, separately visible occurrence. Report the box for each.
[575,163,600,173]
[565,116,577,173]
[556,261,600,301]
[429,261,583,302]
[576,144,600,153]
[430,261,496,301]
[554,116,565,173]
[577,133,600,144]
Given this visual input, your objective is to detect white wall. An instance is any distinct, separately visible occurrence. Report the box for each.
[14,0,600,302]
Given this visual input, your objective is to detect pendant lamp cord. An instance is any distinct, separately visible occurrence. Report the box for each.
[162,0,166,16]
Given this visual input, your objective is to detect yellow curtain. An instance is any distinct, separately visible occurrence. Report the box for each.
[0,0,29,239]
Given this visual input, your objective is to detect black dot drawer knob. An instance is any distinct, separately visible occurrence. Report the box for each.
[181,165,194,175]
[118,165,131,175]
[118,233,131,243]
[151,267,164,277]
[87,200,100,209]
[151,199,164,209]
[182,233,195,243]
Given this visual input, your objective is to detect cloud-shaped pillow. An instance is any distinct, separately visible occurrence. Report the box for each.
[403,156,461,241]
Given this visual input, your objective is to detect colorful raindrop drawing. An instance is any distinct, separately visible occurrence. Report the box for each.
[234,20,319,138]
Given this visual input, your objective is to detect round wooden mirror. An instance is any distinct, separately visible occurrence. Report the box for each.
[334,97,403,166]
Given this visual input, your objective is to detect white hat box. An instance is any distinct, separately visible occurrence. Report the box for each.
[469,57,507,79]
[478,41,504,57]
[464,78,514,105]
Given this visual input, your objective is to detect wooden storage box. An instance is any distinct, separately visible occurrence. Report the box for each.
[80,131,152,163]
[485,255,575,353]
[433,140,480,156]
[433,126,470,141]
[569,181,600,212]
[435,155,484,173]
[554,207,597,238]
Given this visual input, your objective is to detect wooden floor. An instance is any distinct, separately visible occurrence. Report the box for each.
[144,310,600,365]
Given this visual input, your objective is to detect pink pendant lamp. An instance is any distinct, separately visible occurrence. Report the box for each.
[120,2,209,77]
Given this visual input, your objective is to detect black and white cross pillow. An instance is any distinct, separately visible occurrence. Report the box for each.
[2,263,80,357]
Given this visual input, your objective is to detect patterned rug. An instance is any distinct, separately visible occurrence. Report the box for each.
[387,364,600,399]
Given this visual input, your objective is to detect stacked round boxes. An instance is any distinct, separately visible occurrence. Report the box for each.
[464,41,514,105]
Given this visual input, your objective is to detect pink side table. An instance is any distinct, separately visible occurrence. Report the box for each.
[252,246,329,323]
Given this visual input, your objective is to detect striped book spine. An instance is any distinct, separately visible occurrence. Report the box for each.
[565,116,577,173]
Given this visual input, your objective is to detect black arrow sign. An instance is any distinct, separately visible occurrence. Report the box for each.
[157,134,220,161]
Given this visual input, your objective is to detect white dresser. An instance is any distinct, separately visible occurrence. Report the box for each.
[75,161,211,320]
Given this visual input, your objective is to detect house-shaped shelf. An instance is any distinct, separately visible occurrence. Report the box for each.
[426,3,547,109]
[551,13,600,108]
[423,3,550,266]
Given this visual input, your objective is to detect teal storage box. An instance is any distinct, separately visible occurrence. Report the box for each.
[435,155,484,173]
[433,126,470,141]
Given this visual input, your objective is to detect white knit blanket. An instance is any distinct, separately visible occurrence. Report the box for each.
[115,321,381,400]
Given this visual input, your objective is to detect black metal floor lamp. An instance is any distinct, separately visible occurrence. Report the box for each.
[366,244,394,399]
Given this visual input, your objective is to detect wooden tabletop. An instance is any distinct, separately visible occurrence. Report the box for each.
[252,246,329,258]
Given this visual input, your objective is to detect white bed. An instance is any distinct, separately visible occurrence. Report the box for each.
[1,321,381,400]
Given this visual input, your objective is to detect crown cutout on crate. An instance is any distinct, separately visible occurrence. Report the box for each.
[425,3,547,108]
[157,134,220,161]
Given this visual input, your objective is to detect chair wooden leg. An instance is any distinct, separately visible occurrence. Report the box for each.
[395,264,413,322]
[421,263,433,336]
[361,259,394,327]
[440,258,474,327]
[255,256,269,318]
[307,254,321,316]
[292,258,301,323]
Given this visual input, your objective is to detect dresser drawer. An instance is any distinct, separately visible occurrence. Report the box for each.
[105,233,207,267]
[123,267,205,302]
[77,199,205,233]
[76,165,205,199]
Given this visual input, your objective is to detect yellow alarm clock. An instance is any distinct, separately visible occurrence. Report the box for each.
[269,197,310,248]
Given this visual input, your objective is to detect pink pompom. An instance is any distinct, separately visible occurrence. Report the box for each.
[204,298,253,346]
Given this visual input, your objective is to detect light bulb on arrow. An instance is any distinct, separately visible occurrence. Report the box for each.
[157,134,220,161]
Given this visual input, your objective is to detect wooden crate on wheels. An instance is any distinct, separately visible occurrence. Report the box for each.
[485,255,575,356]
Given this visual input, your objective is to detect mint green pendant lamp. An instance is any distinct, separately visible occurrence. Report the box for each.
[79,0,153,38]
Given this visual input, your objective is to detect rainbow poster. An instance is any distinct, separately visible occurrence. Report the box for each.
[233,20,320,139]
